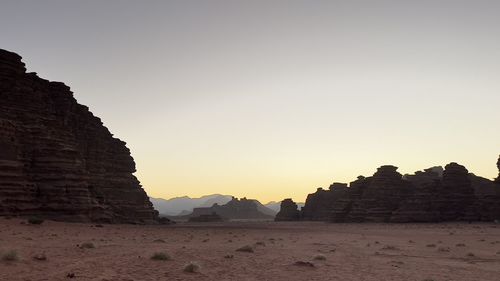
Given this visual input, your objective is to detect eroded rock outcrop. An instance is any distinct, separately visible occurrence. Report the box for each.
[496,155,500,183]
[187,197,274,220]
[0,49,158,223]
[275,199,300,221]
[293,158,500,223]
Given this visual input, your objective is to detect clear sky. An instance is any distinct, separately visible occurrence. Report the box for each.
[1,1,499,203]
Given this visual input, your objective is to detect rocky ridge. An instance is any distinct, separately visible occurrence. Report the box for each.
[0,49,158,223]
[277,157,500,222]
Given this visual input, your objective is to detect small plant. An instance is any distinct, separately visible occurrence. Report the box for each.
[79,242,95,249]
[236,245,254,253]
[382,245,398,250]
[224,254,234,259]
[183,261,201,273]
[27,217,44,225]
[313,254,326,260]
[33,253,47,261]
[437,247,450,252]
[466,252,475,257]
[426,244,436,248]
[293,261,315,267]
[1,250,19,261]
[153,239,166,243]
[455,243,466,247]
[255,241,266,246]
[151,252,171,261]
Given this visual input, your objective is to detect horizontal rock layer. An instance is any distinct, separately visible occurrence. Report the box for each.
[0,49,158,223]
[280,158,500,222]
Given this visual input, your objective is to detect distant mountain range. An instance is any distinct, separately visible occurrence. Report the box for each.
[150,194,304,217]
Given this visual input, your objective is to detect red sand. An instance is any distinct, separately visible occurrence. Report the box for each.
[1,219,499,280]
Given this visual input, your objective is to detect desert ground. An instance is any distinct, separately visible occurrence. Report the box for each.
[1,219,500,281]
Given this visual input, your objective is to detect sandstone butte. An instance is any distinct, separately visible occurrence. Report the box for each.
[277,158,500,222]
[0,49,158,223]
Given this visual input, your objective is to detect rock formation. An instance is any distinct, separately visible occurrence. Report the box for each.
[496,155,500,183]
[188,212,224,222]
[0,49,158,223]
[275,199,300,221]
[291,158,500,223]
[184,197,274,220]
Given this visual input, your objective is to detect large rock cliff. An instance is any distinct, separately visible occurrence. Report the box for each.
[285,158,500,223]
[0,49,158,223]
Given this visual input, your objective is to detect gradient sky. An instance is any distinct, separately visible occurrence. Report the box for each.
[1,1,499,203]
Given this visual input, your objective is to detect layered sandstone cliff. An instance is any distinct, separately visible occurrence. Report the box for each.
[0,49,158,223]
[279,158,500,222]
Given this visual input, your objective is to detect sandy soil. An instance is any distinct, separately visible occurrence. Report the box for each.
[1,218,499,281]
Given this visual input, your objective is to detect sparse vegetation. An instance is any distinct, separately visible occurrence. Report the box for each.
[426,244,436,248]
[79,242,95,249]
[1,250,19,261]
[455,243,466,247]
[381,245,398,250]
[293,261,315,267]
[33,253,47,261]
[27,217,44,225]
[466,252,475,257]
[151,252,171,261]
[437,247,450,252]
[313,254,326,260]
[183,261,201,273]
[236,245,254,253]
[153,239,166,243]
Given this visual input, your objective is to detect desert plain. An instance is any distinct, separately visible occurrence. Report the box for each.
[1,219,500,281]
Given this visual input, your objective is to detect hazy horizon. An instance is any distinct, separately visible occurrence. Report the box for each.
[2,0,499,203]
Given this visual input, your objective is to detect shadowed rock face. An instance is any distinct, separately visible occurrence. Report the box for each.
[292,159,500,223]
[189,197,274,220]
[0,49,158,223]
[275,199,300,221]
[496,155,500,183]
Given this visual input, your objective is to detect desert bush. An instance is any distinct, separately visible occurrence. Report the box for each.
[183,261,201,273]
[236,245,254,253]
[151,252,171,261]
[437,247,450,252]
[79,242,95,249]
[313,254,326,260]
[1,250,18,261]
[33,253,47,261]
[27,217,44,225]
[426,244,436,248]
[381,245,398,250]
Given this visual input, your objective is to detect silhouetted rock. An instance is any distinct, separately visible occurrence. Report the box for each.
[496,155,500,183]
[435,163,476,221]
[298,158,500,223]
[348,166,411,222]
[391,167,442,222]
[0,49,158,223]
[186,197,273,220]
[301,183,351,221]
[275,199,300,221]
